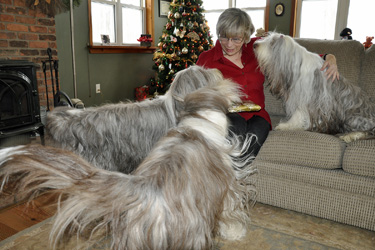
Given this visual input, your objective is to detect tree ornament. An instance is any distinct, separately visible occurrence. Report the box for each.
[176,27,187,38]
[174,12,181,19]
[182,47,188,54]
[198,45,204,52]
[159,64,165,71]
[187,31,200,41]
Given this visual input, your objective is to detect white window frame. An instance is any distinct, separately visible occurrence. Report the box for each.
[90,0,146,46]
[295,0,350,40]
[88,0,155,54]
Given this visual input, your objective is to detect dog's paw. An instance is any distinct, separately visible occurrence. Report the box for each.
[218,221,247,241]
[275,122,307,131]
[339,132,368,143]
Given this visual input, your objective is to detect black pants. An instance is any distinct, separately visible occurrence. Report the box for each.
[227,113,271,156]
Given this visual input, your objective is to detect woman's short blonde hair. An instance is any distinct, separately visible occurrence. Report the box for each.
[216,8,255,44]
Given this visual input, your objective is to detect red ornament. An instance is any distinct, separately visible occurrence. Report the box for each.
[135,85,149,101]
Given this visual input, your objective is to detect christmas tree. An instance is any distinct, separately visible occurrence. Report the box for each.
[151,0,213,95]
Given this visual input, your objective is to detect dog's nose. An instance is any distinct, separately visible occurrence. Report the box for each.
[253,43,258,49]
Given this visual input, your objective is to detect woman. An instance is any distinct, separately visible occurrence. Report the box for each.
[196,8,339,156]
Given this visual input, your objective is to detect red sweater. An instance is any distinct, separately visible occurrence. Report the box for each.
[196,37,271,126]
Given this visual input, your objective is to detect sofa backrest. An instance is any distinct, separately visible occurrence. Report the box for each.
[264,38,367,122]
[360,45,375,99]
[295,38,365,84]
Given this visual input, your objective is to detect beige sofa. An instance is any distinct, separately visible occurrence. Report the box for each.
[253,38,375,231]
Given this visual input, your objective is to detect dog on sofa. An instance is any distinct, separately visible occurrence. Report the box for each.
[253,32,375,142]
[0,83,256,249]
[45,66,241,173]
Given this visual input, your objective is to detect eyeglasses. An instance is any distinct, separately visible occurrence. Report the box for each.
[218,37,244,44]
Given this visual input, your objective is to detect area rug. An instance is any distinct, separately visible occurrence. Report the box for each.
[1,203,374,250]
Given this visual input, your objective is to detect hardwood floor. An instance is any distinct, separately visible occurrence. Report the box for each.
[0,135,58,241]
[0,192,59,241]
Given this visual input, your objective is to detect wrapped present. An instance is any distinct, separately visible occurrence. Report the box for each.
[135,85,150,101]
[228,102,261,113]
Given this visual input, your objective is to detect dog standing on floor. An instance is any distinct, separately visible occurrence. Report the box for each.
[253,32,375,142]
[45,66,237,174]
[0,82,257,250]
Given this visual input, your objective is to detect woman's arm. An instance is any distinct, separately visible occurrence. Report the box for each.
[321,54,340,81]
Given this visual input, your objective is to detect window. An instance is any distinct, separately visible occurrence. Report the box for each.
[296,0,338,40]
[346,0,375,42]
[88,0,155,53]
[296,0,374,41]
[203,0,269,43]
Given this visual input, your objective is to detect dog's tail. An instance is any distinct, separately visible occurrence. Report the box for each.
[0,144,224,249]
[0,145,136,249]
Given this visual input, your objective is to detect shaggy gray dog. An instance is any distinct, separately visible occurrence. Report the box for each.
[46,66,234,173]
[253,32,375,142]
[0,82,256,250]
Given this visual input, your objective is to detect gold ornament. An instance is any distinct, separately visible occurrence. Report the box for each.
[182,47,188,54]
[187,31,200,41]
[198,45,204,52]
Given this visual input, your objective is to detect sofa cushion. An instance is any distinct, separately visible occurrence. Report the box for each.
[359,45,375,99]
[254,160,375,198]
[257,130,346,169]
[343,139,375,178]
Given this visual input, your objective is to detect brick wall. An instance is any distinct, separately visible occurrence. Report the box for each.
[0,0,58,108]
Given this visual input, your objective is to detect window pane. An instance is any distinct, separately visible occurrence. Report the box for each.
[299,0,337,40]
[203,0,228,10]
[120,0,141,7]
[236,0,266,8]
[91,2,116,44]
[204,12,222,42]
[122,7,143,44]
[347,0,375,42]
[246,10,265,33]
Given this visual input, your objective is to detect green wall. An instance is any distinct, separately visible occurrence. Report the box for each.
[55,1,293,107]
[55,1,166,107]
[268,0,293,35]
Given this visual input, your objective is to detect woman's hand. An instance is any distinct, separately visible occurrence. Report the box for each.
[321,54,340,82]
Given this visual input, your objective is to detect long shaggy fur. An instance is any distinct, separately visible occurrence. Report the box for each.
[0,84,256,250]
[46,66,242,173]
[253,32,375,140]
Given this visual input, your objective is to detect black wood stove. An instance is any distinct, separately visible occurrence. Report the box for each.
[0,60,44,140]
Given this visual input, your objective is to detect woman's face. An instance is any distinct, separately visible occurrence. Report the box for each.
[219,36,245,56]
